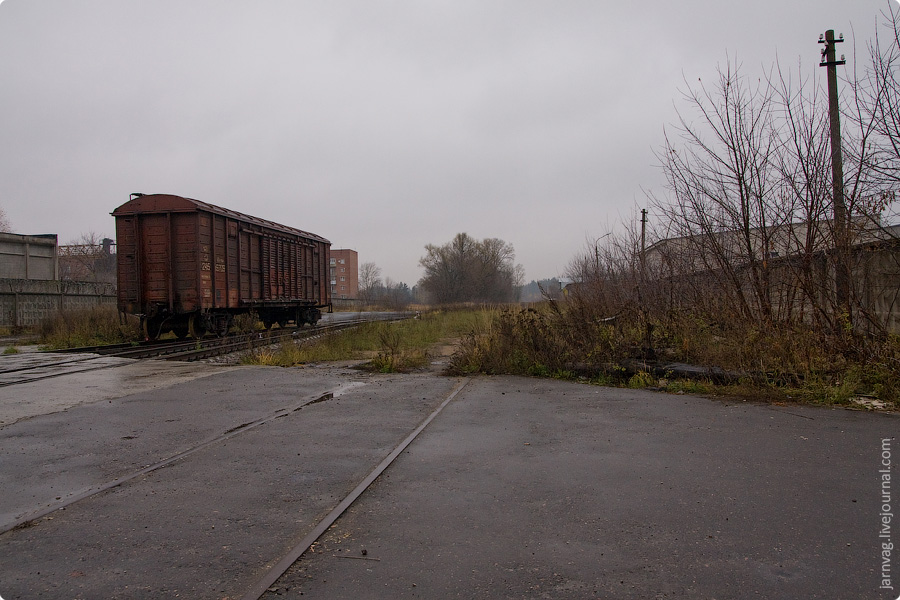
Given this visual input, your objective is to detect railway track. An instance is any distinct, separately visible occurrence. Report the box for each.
[0,313,410,388]
[0,385,346,535]
[242,377,470,600]
[0,359,469,599]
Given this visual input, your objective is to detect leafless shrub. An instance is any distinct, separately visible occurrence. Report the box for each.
[455,15,900,401]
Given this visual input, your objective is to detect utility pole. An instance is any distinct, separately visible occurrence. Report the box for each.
[819,29,851,321]
[639,208,653,359]
[640,208,647,280]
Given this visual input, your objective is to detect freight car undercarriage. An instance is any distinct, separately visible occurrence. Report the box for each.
[140,304,324,340]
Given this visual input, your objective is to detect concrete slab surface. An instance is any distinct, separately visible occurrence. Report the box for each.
[0,362,896,600]
[0,356,242,426]
[265,377,898,600]
[0,364,461,599]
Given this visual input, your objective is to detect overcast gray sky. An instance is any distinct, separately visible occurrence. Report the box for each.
[0,0,888,285]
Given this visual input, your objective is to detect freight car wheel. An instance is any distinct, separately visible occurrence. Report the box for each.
[142,316,164,341]
[214,315,232,337]
[173,324,190,340]
[187,314,206,339]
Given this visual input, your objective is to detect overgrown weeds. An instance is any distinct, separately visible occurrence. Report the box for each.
[447,302,900,407]
[37,306,142,349]
[231,312,263,334]
[241,309,492,372]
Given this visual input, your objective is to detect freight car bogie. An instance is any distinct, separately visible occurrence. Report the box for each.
[139,309,227,340]
[191,311,232,338]
[141,314,171,341]
[139,306,321,340]
[258,307,321,330]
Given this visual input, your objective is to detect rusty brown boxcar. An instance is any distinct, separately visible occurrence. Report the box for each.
[112,193,331,339]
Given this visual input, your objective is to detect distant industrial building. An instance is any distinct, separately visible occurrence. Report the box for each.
[58,237,116,283]
[329,249,358,300]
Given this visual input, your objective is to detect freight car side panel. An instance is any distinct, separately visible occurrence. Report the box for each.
[115,216,139,312]
[212,215,227,307]
[113,194,331,325]
[239,231,249,299]
[172,213,199,312]
[320,240,329,306]
[254,235,327,303]
[141,214,170,306]
[300,243,311,299]
[318,240,329,306]
[239,231,263,300]
[226,219,239,307]
[306,242,316,302]
[198,213,213,309]
[262,237,281,300]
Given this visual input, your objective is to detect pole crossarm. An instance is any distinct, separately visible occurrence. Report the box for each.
[819,30,846,67]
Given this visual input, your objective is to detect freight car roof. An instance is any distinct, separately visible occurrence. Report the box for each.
[111,194,330,244]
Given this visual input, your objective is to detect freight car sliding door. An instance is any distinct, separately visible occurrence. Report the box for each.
[115,216,140,312]
[140,214,170,308]
[257,235,326,304]
[239,231,262,300]
[262,236,276,299]
[225,219,239,307]
[315,242,328,306]
[302,243,315,301]
[199,214,239,308]
[212,216,228,306]
[171,213,199,312]
[198,214,212,308]
[262,236,311,300]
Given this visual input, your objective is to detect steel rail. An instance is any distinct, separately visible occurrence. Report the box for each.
[240,377,472,600]
[0,328,310,387]
[0,384,355,535]
[0,315,408,387]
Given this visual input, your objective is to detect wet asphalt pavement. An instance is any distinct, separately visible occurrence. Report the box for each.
[0,359,896,599]
[264,377,897,600]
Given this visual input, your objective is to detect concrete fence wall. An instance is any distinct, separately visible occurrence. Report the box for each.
[648,239,900,334]
[0,279,117,329]
[0,233,59,281]
[856,243,900,334]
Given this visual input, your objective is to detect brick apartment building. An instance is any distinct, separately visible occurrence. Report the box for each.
[329,248,358,300]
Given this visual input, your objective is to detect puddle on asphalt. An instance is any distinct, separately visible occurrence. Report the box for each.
[332,381,368,397]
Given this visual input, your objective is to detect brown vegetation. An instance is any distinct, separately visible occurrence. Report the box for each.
[450,9,900,407]
[37,305,142,349]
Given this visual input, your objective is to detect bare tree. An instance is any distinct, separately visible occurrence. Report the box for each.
[650,61,787,323]
[852,3,900,195]
[646,24,900,333]
[418,233,522,304]
[358,262,382,306]
[58,232,116,282]
[0,206,11,232]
